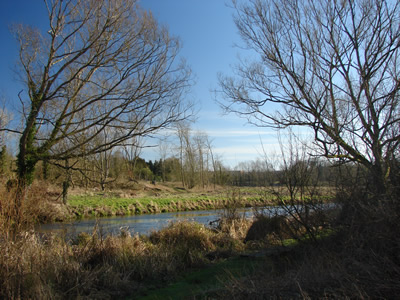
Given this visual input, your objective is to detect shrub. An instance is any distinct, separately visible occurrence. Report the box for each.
[244,214,288,244]
[149,221,216,267]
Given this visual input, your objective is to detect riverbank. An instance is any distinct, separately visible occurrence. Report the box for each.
[5,204,395,299]
[35,181,334,223]
[0,203,336,299]
[36,182,273,222]
[67,191,273,219]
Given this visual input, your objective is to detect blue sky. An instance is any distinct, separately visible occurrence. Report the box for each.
[0,0,282,168]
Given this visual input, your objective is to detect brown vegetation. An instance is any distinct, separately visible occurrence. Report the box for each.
[0,219,250,299]
[1,175,399,299]
[217,193,400,299]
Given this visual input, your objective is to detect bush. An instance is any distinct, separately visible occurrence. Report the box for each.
[149,221,217,267]
[218,191,400,298]
[244,214,288,244]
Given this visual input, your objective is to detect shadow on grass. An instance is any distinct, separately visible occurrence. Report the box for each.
[134,254,267,300]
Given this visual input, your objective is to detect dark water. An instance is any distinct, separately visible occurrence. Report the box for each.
[37,204,334,238]
[36,207,279,238]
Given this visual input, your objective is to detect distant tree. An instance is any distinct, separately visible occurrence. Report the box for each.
[0,106,11,148]
[158,139,170,182]
[206,136,217,189]
[219,0,400,196]
[88,130,116,191]
[0,145,7,177]
[162,157,181,182]
[121,136,144,181]
[176,123,195,188]
[147,160,154,174]
[139,166,153,181]
[110,150,125,179]
[175,125,219,189]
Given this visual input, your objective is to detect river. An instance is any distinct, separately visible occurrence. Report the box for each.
[37,206,287,238]
[37,203,335,239]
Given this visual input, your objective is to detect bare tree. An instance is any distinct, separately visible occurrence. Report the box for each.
[193,131,209,188]
[87,128,116,191]
[176,123,196,188]
[121,135,144,181]
[205,136,217,189]
[158,138,170,182]
[0,106,12,147]
[175,125,219,189]
[5,0,192,197]
[219,0,400,195]
[205,135,228,188]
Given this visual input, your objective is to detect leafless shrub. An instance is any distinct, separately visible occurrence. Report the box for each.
[214,189,252,240]
[244,212,288,245]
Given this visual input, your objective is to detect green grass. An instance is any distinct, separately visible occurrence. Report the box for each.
[65,186,334,220]
[66,191,276,219]
[69,194,219,207]
[134,255,266,300]
[134,228,339,300]
[69,194,219,209]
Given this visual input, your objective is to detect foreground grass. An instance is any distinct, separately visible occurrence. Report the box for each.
[136,255,266,300]
[0,220,252,299]
[2,199,398,299]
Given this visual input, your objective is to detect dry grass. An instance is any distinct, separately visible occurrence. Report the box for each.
[0,180,71,230]
[0,181,258,298]
[217,194,400,299]
[0,216,251,299]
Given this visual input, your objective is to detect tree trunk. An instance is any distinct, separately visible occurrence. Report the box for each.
[62,181,70,205]
[370,162,387,197]
[15,139,37,223]
[16,147,37,188]
[62,159,71,205]
[42,158,49,180]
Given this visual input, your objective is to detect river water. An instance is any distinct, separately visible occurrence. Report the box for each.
[37,204,334,239]
[37,206,286,238]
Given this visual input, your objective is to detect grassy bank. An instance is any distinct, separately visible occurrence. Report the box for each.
[67,190,274,219]
[50,183,335,222]
[0,180,335,223]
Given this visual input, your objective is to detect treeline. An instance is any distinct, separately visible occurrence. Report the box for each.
[2,124,386,194]
[0,131,231,193]
[229,158,338,187]
[1,141,361,192]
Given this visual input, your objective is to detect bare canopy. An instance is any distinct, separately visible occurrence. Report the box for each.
[8,0,192,186]
[219,0,400,194]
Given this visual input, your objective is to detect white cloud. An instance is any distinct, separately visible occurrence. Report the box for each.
[203,128,275,138]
